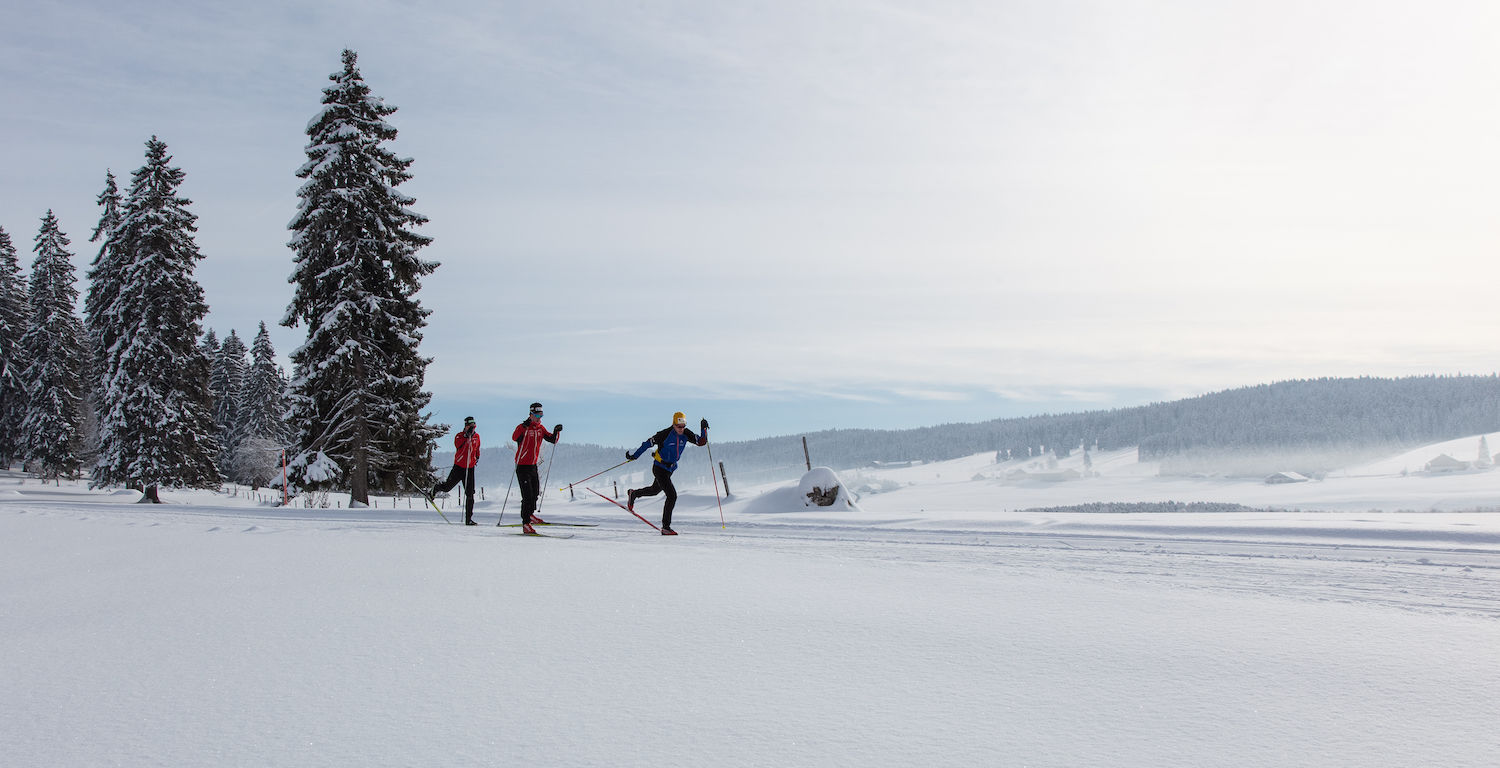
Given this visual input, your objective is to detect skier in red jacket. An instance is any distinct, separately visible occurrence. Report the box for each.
[511,402,562,534]
[434,416,481,525]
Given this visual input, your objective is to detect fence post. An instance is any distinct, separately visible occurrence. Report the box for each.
[719,461,732,496]
[802,436,811,471]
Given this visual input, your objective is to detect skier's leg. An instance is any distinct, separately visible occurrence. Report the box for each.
[635,467,666,499]
[435,465,464,495]
[463,467,476,523]
[660,470,678,529]
[518,466,540,523]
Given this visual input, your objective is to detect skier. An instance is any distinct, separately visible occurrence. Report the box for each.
[512,402,562,535]
[434,416,481,525]
[625,411,708,535]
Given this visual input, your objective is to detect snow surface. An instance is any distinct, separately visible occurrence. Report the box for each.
[3,436,1499,767]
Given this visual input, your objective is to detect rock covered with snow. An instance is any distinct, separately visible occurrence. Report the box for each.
[798,467,853,508]
[742,467,862,514]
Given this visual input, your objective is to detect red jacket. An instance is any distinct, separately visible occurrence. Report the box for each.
[453,429,481,468]
[511,420,557,465]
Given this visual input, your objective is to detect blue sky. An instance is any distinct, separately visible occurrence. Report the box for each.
[5,1,1500,447]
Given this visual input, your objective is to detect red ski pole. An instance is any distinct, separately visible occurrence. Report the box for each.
[587,487,660,532]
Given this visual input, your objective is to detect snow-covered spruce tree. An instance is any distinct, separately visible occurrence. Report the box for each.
[283,49,440,505]
[230,321,291,488]
[210,329,248,458]
[93,137,221,502]
[200,329,220,368]
[85,171,125,369]
[239,322,290,445]
[19,212,88,479]
[0,225,31,468]
[78,171,126,465]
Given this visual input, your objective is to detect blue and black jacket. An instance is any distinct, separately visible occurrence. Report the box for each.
[630,425,707,473]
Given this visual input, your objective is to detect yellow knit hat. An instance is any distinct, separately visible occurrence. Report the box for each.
[672,411,686,426]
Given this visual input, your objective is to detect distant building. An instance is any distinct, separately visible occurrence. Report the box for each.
[1265,471,1309,484]
[1006,468,1081,483]
[1424,454,1470,473]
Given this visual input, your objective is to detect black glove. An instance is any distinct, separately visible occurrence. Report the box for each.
[625,451,636,461]
[553,424,563,434]
[700,418,709,430]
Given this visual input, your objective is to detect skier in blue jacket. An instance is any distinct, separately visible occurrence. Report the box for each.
[626,411,708,535]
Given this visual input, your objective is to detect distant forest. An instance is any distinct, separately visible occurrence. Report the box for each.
[708,375,1500,483]
[444,375,1500,494]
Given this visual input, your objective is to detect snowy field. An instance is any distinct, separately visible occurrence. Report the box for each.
[4,435,1500,767]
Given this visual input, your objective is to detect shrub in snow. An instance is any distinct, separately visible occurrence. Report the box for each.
[286,450,341,491]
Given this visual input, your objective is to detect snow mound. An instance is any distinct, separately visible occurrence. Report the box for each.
[741,467,862,514]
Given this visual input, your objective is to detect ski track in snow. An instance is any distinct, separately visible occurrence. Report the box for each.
[15,495,1499,621]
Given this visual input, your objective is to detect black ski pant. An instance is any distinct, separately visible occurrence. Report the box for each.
[516,464,541,523]
[436,464,476,518]
[634,464,678,529]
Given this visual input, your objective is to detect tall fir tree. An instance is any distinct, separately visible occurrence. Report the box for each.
[0,225,31,468]
[240,321,290,446]
[200,328,220,365]
[86,171,125,370]
[228,321,292,488]
[81,170,126,465]
[93,137,222,501]
[283,49,440,504]
[19,212,88,479]
[210,329,249,455]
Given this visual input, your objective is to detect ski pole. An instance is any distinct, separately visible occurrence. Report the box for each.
[538,432,560,515]
[707,440,725,529]
[495,445,517,526]
[560,458,633,491]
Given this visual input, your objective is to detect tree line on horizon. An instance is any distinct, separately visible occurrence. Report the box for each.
[430,374,1500,496]
[697,374,1500,480]
[0,49,441,504]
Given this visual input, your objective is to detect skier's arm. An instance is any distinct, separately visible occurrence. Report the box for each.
[628,438,654,460]
[544,424,560,444]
